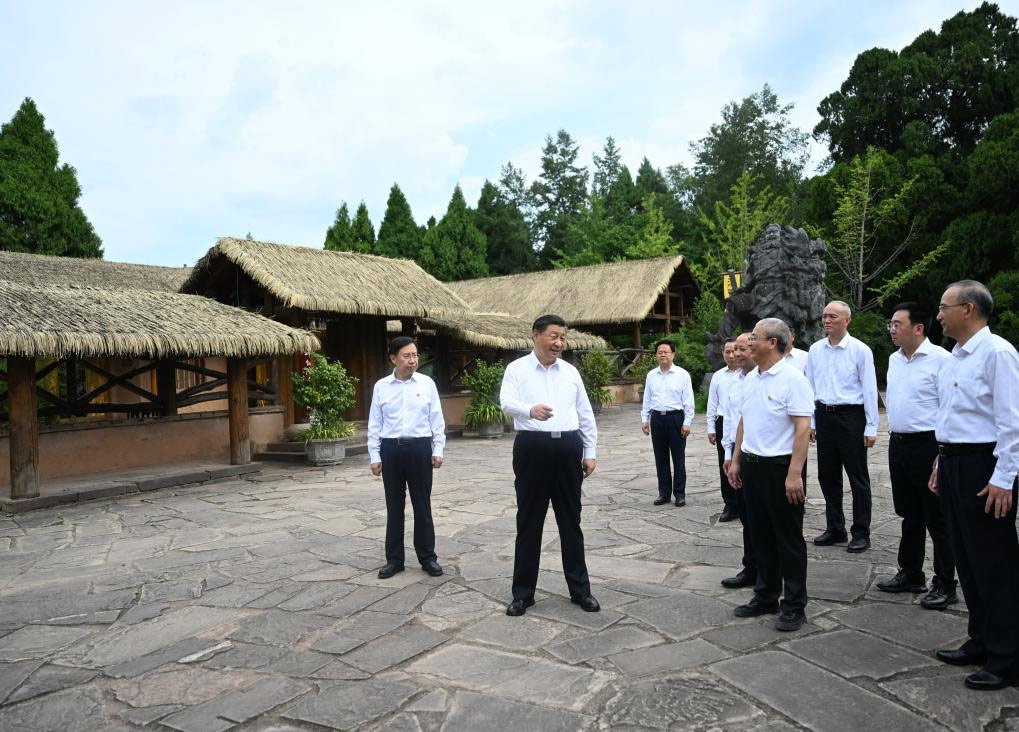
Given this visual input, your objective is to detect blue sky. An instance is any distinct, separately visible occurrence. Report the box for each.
[2,1,1016,266]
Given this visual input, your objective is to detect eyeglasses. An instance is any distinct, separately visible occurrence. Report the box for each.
[937,302,970,312]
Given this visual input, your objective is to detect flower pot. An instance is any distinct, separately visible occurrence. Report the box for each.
[591,400,603,415]
[305,438,346,466]
[478,420,504,438]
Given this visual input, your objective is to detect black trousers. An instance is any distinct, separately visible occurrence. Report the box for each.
[939,447,1019,676]
[743,457,807,612]
[715,416,737,509]
[734,479,756,576]
[815,405,872,538]
[650,411,687,500]
[888,433,955,586]
[512,430,591,601]
[381,437,436,565]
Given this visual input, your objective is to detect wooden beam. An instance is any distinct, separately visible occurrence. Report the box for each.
[156,360,178,416]
[664,289,672,334]
[227,357,250,465]
[278,354,294,429]
[8,357,39,499]
[633,321,642,349]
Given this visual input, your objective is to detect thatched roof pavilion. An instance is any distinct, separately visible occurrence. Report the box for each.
[0,250,191,293]
[418,312,608,351]
[449,255,700,346]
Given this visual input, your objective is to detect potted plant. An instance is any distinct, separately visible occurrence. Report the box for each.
[578,350,615,414]
[462,359,506,438]
[291,353,357,465]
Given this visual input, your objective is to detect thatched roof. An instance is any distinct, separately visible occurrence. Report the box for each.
[420,312,607,351]
[0,250,191,292]
[183,237,472,319]
[0,281,320,359]
[449,255,698,326]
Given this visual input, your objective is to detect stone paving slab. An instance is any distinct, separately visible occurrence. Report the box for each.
[780,628,938,679]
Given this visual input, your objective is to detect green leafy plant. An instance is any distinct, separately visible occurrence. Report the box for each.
[462,359,505,428]
[291,354,357,440]
[578,350,615,405]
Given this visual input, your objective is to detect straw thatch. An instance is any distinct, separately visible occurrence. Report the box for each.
[0,281,320,359]
[183,237,472,319]
[0,250,191,292]
[421,312,607,351]
[449,255,698,326]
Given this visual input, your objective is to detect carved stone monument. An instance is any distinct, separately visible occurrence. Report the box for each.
[706,224,826,369]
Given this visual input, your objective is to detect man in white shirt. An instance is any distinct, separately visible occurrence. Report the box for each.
[367,337,447,579]
[876,302,956,610]
[783,326,809,373]
[719,332,758,589]
[726,319,814,631]
[641,340,695,507]
[806,300,879,553]
[930,281,1019,691]
[707,338,740,520]
[500,314,600,617]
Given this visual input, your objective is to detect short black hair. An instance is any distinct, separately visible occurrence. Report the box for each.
[946,280,994,318]
[654,339,676,353]
[891,301,932,334]
[388,336,416,356]
[532,314,567,333]
[723,337,737,345]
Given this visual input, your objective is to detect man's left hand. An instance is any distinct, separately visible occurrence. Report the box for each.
[432,456,444,469]
[784,474,805,504]
[978,484,1013,519]
[864,436,876,448]
[681,426,691,438]
[582,459,596,478]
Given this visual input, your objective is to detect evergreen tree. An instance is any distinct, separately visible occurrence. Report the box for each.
[375,184,420,259]
[605,165,638,223]
[592,136,623,197]
[426,186,488,281]
[0,97,103,258]
[349,202,376,253]
[323,202,353,251]
[625,196,680,260]
[634,157,670,199]
[475,180,535,275]
[530,129,589,267]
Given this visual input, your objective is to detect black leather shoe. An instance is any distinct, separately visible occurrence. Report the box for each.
[936,647,987,666]
[653,496,670,505]
[505,598,535,616]
[813,530,848,546]
[733,599,779,617]
[718,507,739,522]
[921,578,958,610]
[377,563,404,579]
[421,560,443,577]
[674,498,686,507]
[721,569,756,589]
[571,595,600,612]
[876,570,927,594]
[846,537,870,553]
[965,669,1009,690]
[775,609,806,632]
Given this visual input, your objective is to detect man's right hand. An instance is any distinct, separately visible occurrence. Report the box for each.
[370,462,383,476]
[641,422,650,436]
[530,404,554,421]
[707,433,716,445]
[726,459,742,490]
[809,429,817,444]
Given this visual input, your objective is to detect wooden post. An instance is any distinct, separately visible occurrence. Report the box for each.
[65,357,79,414]
[633,322,642,349]
[227,357,250,464]
[664,289,672,334]
[278,354,294,429]
[401,317,415,338]
[8,357,40,499]
[156,360,178,416]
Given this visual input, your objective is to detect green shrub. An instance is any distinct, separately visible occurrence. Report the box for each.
[291,354,357,440]
[578,350,615,405]
[462,359,505,427]
[848,310,894,386]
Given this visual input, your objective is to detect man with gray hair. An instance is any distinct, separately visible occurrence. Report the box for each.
[806,300,879,553]
[727,318,814,631]
[930,280,1019,690]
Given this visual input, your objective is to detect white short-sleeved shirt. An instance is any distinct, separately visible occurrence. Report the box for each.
[739,359,815,457]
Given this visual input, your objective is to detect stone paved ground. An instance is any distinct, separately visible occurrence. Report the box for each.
[1,403,1016,731]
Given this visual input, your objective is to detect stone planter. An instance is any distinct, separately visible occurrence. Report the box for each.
[591,400,603,415]
[477,421,504,439]
[305,438,346,466]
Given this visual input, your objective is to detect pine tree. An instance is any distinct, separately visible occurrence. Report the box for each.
[375,184,420,259]
[530,130,589,267]
[323,202,353,251]
[475,180,535,275]
[0,98,103,258]
[426,186,488,281]
[592,137,623,197]
[349,202,375,253]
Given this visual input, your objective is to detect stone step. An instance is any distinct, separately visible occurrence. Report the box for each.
[252,451,307,463]
[264,442,305,453]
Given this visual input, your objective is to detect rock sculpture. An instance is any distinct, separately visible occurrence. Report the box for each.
[706,224,827,369]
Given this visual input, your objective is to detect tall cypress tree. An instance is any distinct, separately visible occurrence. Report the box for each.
[375,184,420,259]
[349,202,375,253]
[426,185,488,281]
[323,202,353,251]
[592,136,623,197]
[530,129,589,267]
[475,180,534,275]
[0,98,103,258]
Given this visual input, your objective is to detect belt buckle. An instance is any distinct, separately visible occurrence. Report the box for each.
[658,410,667,416]
[551,431,561,439]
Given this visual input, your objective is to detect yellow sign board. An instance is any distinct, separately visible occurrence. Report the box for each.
[722,270,743,299]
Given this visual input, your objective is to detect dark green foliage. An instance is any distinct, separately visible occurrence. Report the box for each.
[421,185,488,281]
[989,270,1019,346]
[475,180,535,275]
[291,354,358,440]
[531,129,589,267]
[323,202,353,251]
[350,202,376,253]
[0,98,103,258]
[578,350,615,405]
[462,359,505,427]
[375,184,420,259]
[848,311,895,385]
[592,137,623,196]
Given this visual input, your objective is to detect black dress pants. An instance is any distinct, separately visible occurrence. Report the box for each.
[715,416,737,509]
[743,456,807,613]
[939,446,1019,676]
[650,411,687,500]
[815,405,872,539]
[734,478,757,576]
[888,433,955,586]
[381,437,436,566]
[511,430,591,602]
